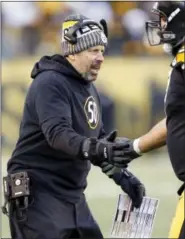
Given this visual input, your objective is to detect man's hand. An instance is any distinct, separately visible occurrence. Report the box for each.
[100,161,125,177]
[100,162,145,208]
[109,167,146,208]
[81,131,131,167]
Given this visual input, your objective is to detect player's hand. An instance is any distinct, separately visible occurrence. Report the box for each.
[111,169,146,208]
[81,130,130,167]
[98,134,141,166]
[115,137,141,162]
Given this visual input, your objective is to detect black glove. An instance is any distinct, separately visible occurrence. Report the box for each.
[81,131,129,167]
[115,137,141,163]
[100,161,123,176]
[111,168,146,208]
[100,161,128,177]
[98,136,141,167]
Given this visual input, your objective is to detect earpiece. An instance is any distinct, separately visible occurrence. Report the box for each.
[64,19,107,44]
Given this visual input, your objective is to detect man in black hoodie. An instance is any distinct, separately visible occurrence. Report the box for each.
[3,14,145,239]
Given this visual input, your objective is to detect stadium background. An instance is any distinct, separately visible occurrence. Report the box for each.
[1,1,181,237]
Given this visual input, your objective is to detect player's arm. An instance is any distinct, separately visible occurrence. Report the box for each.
[137,117,167,154]
[114,118,167,162]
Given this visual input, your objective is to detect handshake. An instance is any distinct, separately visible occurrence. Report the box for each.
[81,131,145,208]
[82,130,141,167]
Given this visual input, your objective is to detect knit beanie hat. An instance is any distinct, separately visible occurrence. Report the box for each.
[61,14,108,56]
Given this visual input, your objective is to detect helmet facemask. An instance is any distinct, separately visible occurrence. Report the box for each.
[145,8,177,46]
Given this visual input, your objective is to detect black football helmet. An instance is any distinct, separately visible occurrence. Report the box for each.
[145,1,185,48]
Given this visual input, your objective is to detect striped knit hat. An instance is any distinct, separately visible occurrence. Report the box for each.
[61,14,108,56]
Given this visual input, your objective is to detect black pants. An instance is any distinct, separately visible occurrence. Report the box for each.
[9,189,103,239]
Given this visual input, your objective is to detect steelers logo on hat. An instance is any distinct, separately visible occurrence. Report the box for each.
[101,32,107,44]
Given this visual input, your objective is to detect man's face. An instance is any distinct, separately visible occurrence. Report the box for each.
[75,45,105,82]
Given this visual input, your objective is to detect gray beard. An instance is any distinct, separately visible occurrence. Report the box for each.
[81,72,94,82]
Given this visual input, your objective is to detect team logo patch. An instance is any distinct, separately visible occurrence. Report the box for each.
[84,96,99,129]
[62,20,78,42]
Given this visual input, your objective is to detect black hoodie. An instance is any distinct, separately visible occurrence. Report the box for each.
[7,54,105,202]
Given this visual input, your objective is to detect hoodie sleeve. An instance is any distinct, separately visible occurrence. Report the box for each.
[34,72,86,158]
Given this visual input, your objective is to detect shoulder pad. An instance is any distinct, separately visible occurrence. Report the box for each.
[171,47,185,70]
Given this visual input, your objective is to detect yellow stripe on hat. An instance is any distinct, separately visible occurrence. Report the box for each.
[62,21,78,30]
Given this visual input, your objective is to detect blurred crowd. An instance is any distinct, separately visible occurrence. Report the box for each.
[2,1,166,59]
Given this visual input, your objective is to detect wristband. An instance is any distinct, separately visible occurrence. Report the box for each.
[133,138,142,155]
